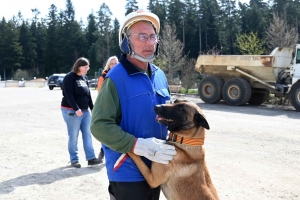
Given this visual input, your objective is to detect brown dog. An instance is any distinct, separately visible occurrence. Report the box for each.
[128,99,219,200]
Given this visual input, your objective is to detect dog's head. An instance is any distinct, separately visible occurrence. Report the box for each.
[154,99,209,133]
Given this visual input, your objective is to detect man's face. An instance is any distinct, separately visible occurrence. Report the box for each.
[129,21,157,58]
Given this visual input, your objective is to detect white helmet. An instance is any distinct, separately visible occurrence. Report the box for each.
[119,10,160,62]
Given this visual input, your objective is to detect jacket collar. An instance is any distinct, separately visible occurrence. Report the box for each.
[119,54,158,76]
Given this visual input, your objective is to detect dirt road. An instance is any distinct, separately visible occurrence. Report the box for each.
[0,87,299,200]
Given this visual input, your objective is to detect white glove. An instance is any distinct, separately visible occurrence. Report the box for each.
[133,137,177,164]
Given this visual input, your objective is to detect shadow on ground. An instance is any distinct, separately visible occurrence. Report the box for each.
[0,164,105,194]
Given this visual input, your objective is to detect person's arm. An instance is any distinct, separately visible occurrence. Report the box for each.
[91,77,176,164]
[91,78,136,153]
[97,76,104,93]
[88,91,93,111]
[63,74,80,111]
[85,76,94,111]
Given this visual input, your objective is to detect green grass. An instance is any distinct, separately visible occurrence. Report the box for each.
[179,87,198,94]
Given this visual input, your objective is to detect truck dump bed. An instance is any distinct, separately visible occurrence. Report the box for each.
[195,47,294,83]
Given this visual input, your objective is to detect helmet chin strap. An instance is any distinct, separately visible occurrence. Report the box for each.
[130,51,155,62]
[128,39,156,62]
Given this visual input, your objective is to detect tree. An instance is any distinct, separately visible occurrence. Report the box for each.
[235,31,265,55]
[168,0,186,47]
[218,0,240,54]
[86,13,98,46]
[238,0,270,39]
[19,20,37,72]
[0,18,23,80]
[182,0,198,57]
[110,18,121,57]
[181,58,199,93]
[32,19,47,76]
[147,0,168,29]
[154,22,186,84]
[59,0,88,72]
[30,8,42,75]
[265,13,298,52]
[44,4,62,74]
[125,0,138,16]
[196,0,220,54]
[86,12,99,70]
[96,3,113,60]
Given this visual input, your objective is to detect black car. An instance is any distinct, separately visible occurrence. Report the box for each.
[88,78,98,88]
[47,74,66,90]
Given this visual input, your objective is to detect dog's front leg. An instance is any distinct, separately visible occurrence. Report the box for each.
[128,152,166,188]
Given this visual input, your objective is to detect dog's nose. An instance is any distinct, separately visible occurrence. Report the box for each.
[154,105,163,113]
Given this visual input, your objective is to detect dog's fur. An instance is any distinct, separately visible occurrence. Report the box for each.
[128,99,219,200]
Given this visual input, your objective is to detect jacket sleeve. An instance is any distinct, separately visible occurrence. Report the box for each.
[91,78,136,153]
[62,74,80,111]
[97,76,104,93]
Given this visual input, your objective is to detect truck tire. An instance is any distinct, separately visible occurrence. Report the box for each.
[290,81,300,111]
[49,86,54,90]
[222,77,251,106]
[198,76,223,104]
[248,89,270,105]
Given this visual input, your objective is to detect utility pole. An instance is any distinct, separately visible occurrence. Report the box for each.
[199,24,202,52]
[182,16,185,49]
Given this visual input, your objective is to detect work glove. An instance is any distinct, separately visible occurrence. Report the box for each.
[133,137,177,164]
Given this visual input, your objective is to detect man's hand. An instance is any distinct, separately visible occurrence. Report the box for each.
[133,137,176,164]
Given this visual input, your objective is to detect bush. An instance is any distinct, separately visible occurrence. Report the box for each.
[13,69,30,80]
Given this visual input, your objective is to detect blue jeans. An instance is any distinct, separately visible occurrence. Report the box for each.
[61,108,96,163]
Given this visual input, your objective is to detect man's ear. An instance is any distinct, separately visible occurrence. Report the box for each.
[194,113,210,130]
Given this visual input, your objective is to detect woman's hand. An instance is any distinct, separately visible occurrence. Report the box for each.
[76,109,83,116]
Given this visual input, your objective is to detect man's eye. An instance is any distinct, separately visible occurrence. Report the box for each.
[139,35,148,40]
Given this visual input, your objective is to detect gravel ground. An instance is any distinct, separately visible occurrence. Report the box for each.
[0,87,299,200]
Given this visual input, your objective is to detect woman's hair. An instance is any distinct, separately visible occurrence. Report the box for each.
[104,56,118,71]
[72,57,90,73]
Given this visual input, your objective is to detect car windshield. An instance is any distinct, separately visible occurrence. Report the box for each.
[49,75,65,80]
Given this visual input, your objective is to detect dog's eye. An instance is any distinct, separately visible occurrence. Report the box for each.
[178,105,183,111]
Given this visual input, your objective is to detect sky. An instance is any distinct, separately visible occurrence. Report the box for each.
[0,0,251,25]
[0,0,150,25]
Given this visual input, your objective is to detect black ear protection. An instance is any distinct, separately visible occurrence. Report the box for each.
[120,33,159,56]
[120,34,131,54]
[154,43,159,56]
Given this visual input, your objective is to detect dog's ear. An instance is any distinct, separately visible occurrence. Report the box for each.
[194,113,210,130]
[174,99,189,104]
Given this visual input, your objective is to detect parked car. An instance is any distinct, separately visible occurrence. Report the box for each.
[88,78,98,88]
[47,74,66,90]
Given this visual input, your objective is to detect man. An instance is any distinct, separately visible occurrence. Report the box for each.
[91,10,176,200]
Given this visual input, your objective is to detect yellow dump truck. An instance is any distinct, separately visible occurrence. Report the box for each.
[195,45,300,111]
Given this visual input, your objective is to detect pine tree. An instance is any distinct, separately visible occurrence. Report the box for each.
[44,4,61,74]
[218,0,240,54]
[125,0,138,16]
[19,20,37,73]
[0,19,23,80]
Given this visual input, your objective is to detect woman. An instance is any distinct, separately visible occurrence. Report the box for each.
[97,56,118,92]
[96,56,118,162]
[61,57,101,168]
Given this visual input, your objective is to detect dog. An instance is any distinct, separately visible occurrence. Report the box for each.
[128,99,219,200]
